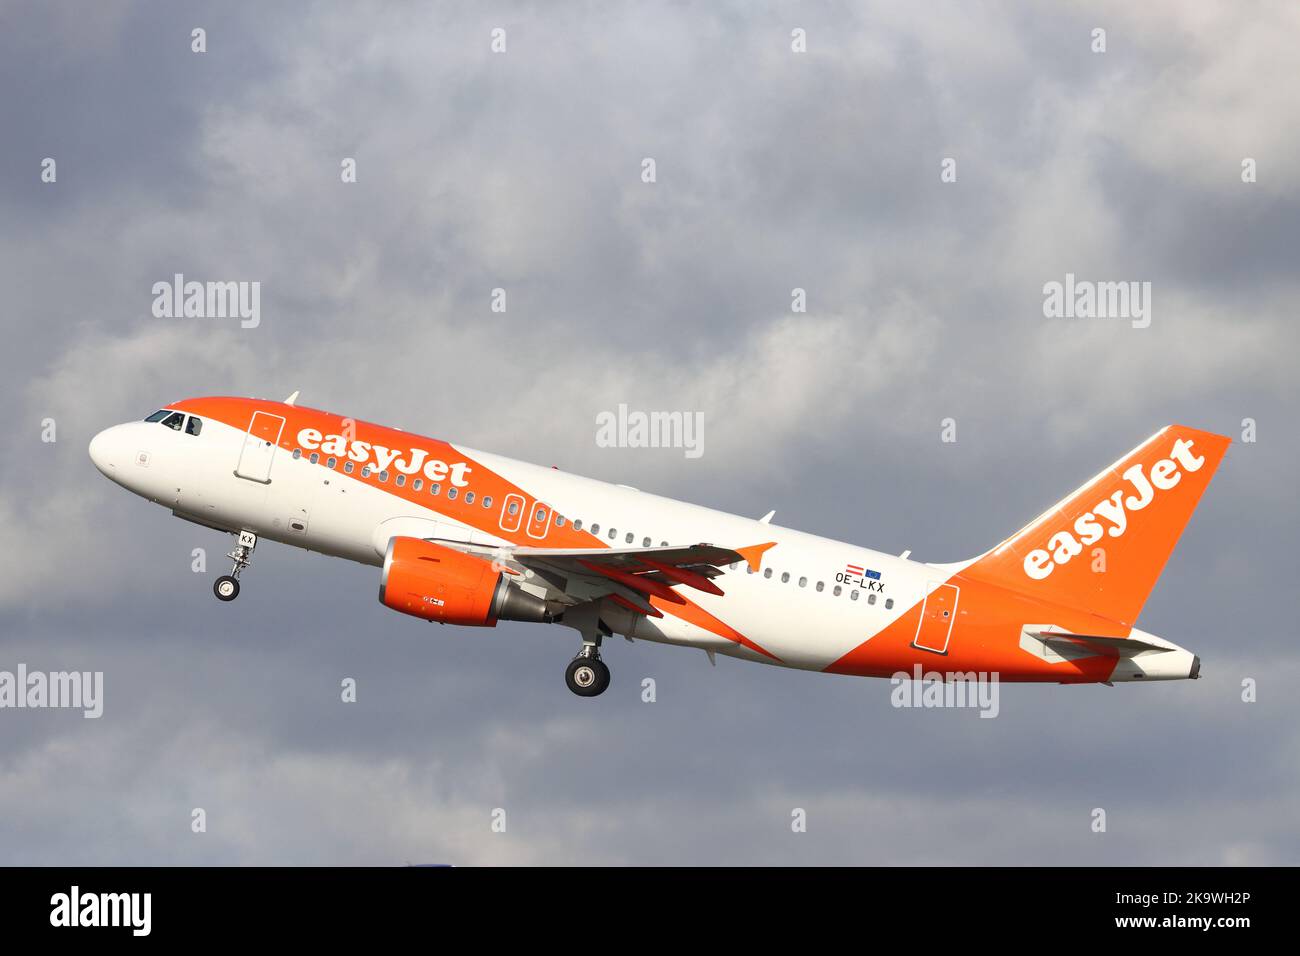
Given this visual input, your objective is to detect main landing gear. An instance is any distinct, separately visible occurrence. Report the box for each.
[562,607,612,697]
[565,647,611,698]
[214,530,257,602]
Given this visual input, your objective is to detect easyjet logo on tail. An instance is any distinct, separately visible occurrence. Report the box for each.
[297,428,473,486]
[1022,438,1205,581]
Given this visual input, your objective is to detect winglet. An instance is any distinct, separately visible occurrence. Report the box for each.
[735,541,777,573]
[284,390,300,406]
[758,510,775,524]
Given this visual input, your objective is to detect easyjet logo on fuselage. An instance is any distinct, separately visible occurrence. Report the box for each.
[1022,438,1205,580]
[297,427,473,487]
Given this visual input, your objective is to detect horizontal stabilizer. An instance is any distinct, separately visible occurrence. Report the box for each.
[1032,631,1169,656]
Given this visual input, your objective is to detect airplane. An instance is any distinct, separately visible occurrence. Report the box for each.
[88,394,1230,697]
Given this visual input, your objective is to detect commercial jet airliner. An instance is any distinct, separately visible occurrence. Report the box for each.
[89,395,1229,696]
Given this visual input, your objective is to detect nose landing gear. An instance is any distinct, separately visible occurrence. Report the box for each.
[214,530,257,602]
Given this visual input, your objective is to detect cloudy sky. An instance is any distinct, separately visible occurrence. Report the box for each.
[1,0,1297,865]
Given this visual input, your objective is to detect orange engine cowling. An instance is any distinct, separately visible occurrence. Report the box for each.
[378,536,551,626]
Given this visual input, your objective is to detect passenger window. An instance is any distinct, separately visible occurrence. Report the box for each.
[483,495,492,508]
[642,537,651,547]
[555,515,566,527]
[326,457,337,469]
[833,585,842,596]
[396,474,406,487]
[344,461,354,474]
[885,598,894,609]
[429,482,440,495]
[144,410,170,422]
[310,452,320,464]
[625,532,634,544]
[378,470,389,482]
[508,501,519,515]
[661,541,668,547]
[573,519,583,530]
[536,507,546,522]
[781,572,790,583]
[851,590,859,601]
[868,593,876,605]
[608,528,617,540]
[798,576,807,587]
[292,448,302,460]
[161,412,185,431]
[816,581,824,592]
[590,523,599,535]
[465,491,475,504]
[361,466,371,477]
[763,568,773,579]
[413,479,423,491]
[185,416,203,436]
[447,487,458,500]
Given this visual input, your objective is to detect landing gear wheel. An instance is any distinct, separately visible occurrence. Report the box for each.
[213,575,240,602]
[214,531,256,603]
[565,656,610,697]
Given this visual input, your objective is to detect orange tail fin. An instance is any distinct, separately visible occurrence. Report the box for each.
[961,425,1230,627]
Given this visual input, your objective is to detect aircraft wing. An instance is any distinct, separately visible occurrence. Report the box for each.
[374,512,778,618]
[511,542,737,573]
[479,541,775,618]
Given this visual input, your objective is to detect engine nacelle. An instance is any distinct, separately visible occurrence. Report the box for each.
[378,536,551,626]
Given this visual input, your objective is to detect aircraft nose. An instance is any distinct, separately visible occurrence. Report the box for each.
[89,426,122,477]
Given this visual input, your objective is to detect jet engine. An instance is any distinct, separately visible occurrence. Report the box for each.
[378,536,551,626]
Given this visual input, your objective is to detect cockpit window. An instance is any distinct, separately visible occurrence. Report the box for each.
[185,416,203,436]
[160,412,185,431]
[144,410,170,422]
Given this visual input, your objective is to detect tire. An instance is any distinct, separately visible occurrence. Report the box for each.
[565,657,610,697]
[214,575,240,602]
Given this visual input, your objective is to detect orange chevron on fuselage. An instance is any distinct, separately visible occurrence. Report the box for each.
[170,396,781,660]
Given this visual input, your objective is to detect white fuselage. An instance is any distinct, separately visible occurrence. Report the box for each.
[90,412,937,671]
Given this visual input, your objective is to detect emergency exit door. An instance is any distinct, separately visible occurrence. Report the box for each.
[912,582,959,655]
[526,501,551,539]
